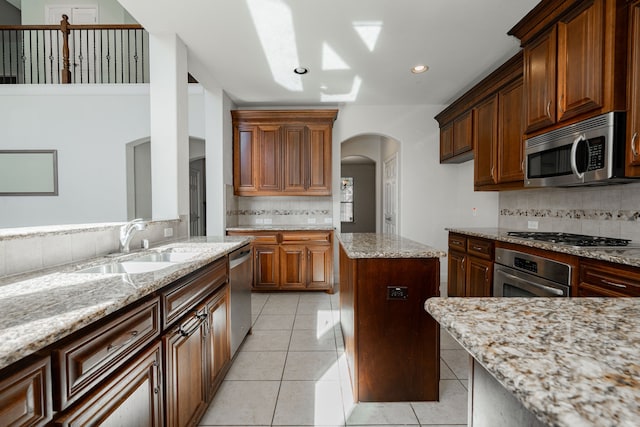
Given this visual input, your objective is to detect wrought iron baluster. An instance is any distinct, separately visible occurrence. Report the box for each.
[120,29,123,83]
[93,29,96,83]
[133,29,138,83]
[48,29,54,83]
[141,30,145,83]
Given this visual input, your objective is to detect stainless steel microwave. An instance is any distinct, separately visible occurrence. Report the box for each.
[524,112,629,187]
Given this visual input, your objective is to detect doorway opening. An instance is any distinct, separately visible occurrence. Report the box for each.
[125,137,207,236]
[340,134,400,234]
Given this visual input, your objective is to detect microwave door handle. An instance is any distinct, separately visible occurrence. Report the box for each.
[570,134,586,179]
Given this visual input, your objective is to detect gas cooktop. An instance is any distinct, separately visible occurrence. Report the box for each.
[507,231,632,248]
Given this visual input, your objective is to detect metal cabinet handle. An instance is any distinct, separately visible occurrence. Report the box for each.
[472,245,484,251]
[601,279,627,289]
[180,312,207,337]
[490,166,495,177]
[558,95,564,114]
[107,330,138,352]
[461,259,465,272]
[153,360,161,394]
[632,132,638,158]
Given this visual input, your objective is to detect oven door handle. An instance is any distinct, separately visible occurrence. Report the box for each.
[497,269,566,297]
[570,134,586,179]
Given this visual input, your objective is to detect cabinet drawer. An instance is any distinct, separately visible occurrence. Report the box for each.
[281,231,332,244]
[162,258,227,329]
[467,238,493,260]
[448,234,467,252]
[53,297,160,411]
[0,355,52,427]
[227,231,279,244]
[579,261,640,297]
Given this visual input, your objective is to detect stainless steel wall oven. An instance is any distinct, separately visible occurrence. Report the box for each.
[493,248,572,297]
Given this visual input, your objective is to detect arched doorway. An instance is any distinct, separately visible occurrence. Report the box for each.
[340,134,400,234]
[341,156,376,233]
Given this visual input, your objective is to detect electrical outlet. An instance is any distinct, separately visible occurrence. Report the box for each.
[472,207,477,217]
[528,220,539,230]
[324,218,333,224]
[307,218,316,224]
[263,218,272,224]
[387,286,408,300]
[164,228,173,237]
[255,218,264,224]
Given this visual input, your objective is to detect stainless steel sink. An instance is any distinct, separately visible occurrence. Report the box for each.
[75,261,176,274]
[131,252,199,263]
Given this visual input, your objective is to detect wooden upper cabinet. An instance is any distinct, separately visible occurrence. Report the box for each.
[523,27,557,133]
[232,110,337,196]
[556,0,604,122]
[474,94,499,187]
[497,78,525,183]
[627,0,640,177]
[453,111,473,157]
[233,125,258,194]
[257,125,282,192]
[511,0,627,136]
[439,122,454,161]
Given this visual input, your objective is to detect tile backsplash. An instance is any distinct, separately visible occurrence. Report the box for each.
[0,219,184,278]
[499,181,640,242]
[228,195,333,226]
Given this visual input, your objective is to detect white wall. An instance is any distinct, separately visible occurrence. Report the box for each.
[0,84,207,228]
[21,0,129,24]
[333,104,499,280]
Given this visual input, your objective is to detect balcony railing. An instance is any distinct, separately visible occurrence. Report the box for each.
[0,15,148,84]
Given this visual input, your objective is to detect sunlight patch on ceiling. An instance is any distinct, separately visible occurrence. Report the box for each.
[353,21,382,52]
[247,0,302,91]
[322,42,350,70]
[320,75,362,102]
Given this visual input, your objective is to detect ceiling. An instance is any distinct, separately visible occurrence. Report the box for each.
[117,0,539,107]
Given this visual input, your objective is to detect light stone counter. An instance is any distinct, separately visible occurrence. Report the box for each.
[338,233,446,259]
[226,225,335,231]
[0,236,251,370]
[425,297,640,427]
[447,227,640,268]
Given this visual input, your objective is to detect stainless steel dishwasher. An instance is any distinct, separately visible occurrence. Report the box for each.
[229,245,253,356]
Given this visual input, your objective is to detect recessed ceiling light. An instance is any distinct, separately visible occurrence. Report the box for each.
[411,64,429,74]
[294,67,309,75]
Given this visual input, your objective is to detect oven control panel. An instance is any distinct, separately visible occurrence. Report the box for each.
[514,257,538,274]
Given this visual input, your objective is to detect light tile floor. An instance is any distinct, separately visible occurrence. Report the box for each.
[199,291,468,427]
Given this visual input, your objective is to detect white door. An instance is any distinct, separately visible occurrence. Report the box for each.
[383,153,399,234]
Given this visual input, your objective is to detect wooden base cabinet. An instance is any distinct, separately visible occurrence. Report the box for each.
[54,343,163,427]
[228,230,334,292]
[447,233,494,297]
[339,245,440,402]
[0,356,52,427]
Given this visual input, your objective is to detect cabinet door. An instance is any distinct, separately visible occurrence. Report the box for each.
[257,125,282,192]
[0,356,52,427]
[474,94,498,187]
[627,0,640,176]
[306,124,332,194]
[233,125,258,194]
[466,257,493,297]
[282,125,306,193]
[279,245,306,289]
[497,78,525,183]
[306,244,333,290]
[254,245,279,289]
[164,315,208,427]
[556,0,604,122]
[523,27,556,133]
[453,111,473,155]
[440,122,454,162]
[447,250,466,297]
[205,285,230,400]
[54,343,163,427]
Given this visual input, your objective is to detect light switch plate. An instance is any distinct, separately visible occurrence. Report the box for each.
[307,218,316,224]
[527,220,539,230]
[324,218,333,224]
[263,218,272,224]
[164,228,173,237]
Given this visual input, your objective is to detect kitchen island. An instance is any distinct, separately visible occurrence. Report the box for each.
[425,297,640,427]
[338,233,446,402]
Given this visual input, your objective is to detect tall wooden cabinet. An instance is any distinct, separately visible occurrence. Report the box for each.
[510,0,628,135]
[232,110,338,196]
[627,0,640,177]
[447,233,494,297]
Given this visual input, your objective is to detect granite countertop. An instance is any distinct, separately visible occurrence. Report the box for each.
[425,297,640,427]
[0,236,251,370]
[447,227,640,268]
[226,225,335,231]
[337,233,446,259]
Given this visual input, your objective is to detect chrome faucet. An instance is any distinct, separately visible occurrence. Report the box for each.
[119,218,148,253]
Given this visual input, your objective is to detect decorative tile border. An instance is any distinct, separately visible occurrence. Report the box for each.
[500,208,640,221]
[227,209,331,216]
